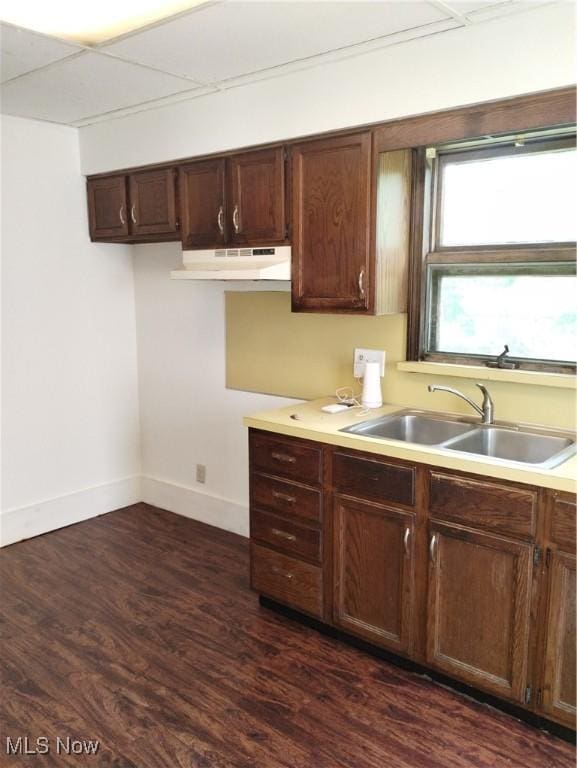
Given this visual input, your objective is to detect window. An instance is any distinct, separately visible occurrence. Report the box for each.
[413,132,577,373]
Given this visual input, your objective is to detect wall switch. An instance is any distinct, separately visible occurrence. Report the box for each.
[353,348,386,378]
[196,464,206,484]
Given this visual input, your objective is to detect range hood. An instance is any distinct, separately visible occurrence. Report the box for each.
[170,246,291,280]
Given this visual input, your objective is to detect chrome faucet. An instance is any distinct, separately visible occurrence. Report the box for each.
[428,383,494,424]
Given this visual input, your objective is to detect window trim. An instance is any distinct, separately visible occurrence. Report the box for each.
[407,130,577,375]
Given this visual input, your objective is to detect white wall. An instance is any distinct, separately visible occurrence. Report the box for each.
[76,3,576,537]
[133,244,296,536]
[80,3,576,174]
[1,115,141,546]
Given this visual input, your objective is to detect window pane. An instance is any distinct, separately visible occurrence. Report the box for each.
[427,265,577,363]
[439,147,577,247]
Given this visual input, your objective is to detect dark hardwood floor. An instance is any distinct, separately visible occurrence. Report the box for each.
[0,503,574,767]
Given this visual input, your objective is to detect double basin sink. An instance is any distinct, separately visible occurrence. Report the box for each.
[340,410,576,470]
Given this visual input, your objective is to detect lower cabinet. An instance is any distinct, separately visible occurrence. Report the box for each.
[247,428,576,730]
[333,496,414,654]
[426,522,533,703]
[541,551,576,726]
[539,491,576,727]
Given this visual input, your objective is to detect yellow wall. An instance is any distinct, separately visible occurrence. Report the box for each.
[226,291,576,431]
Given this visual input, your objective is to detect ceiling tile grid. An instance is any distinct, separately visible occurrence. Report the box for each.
[0,1,551,126]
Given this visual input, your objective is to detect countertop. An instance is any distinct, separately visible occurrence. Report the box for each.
[243,398,577,494]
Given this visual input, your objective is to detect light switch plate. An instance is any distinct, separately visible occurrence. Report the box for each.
[353,348,386,378]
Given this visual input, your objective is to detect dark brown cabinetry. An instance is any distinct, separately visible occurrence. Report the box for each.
[291,132,372,312]
[248,427,576,730]
[333,496,414,654]
[179,147,287,250]
[248,431,325,620]
[290,134,412,314]
[87,175,129,240]
[179,159,226,249]
[227,148,287,245]
[87,169,179,243]
[128,169,178,237]
[539,492,576,728]
[426,522,532,703]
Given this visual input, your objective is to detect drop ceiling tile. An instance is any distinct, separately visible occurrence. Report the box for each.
[103,1,450,83]
[0,22,81,83]
[440,0,514,11]
[0,50,199,124]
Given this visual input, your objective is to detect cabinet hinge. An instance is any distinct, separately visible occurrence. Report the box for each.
[533,547,542,567]
[545,548,551,568]
[524,686,532,705]
[537,688,543,707]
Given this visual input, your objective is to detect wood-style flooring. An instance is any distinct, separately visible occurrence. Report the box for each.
[0,503,574,767]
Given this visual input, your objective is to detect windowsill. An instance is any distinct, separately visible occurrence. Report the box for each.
[396,361,576,389]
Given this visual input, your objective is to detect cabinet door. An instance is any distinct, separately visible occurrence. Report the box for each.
[128,169,178,237]
[87,176,129,239]
[291,132,372,312]
[541,551,576,728]
[179,159,226,249]
[333,496,414,653]
[227,147,286,245]
[427,522,533,703]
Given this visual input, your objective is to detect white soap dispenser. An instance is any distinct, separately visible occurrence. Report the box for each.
[361,361,383,409]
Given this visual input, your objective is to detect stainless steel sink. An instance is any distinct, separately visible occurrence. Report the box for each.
[339,409,576,469]
[443,426,576,469]
[341,411,476,445]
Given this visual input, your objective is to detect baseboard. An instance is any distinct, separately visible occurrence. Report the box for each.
[141,476,249,538]
[0,476,141,548]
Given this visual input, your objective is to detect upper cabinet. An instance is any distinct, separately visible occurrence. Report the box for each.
[87,168,179,243]
[291,132,411,315]
[179,146,288,250]
[85,135,410,308]
[179,158,226,249]
[128,169,179,238]
[291,132,372,313]
[87,175,129,240]
[227,147,287,245]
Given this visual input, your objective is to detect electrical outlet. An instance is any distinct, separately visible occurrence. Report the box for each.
[353,348,386,378]
[196,464,206,484]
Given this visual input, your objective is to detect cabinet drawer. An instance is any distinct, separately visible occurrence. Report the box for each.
[250,473,321,523]
[250,543,322,618]
[333,452,415,507]
[550,491,576,553]
[430,472,537,540]
[250,432,322,485]
[251,509,321,564]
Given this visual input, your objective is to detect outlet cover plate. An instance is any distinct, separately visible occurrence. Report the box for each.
[353,348,386,378]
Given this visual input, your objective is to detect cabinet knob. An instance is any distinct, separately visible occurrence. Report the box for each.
[217,206,224,235]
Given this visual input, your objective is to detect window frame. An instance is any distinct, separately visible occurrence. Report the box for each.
[431,136,576,253]
[408,131,577,374]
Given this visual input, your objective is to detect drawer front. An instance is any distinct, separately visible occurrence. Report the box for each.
[333,452,415,507]
[251,509,321,564]
[251,473,322,523]
[251,543,323,618]
[250,432,322,485]
[430,472,537,540]
[550,491,576,553]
